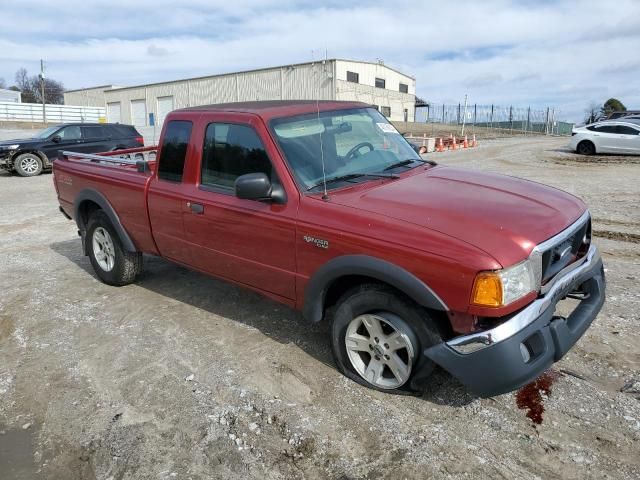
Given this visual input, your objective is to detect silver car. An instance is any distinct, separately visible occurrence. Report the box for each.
[570,121,640,155]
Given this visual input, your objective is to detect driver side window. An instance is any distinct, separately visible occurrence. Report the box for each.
[57,126,81,140]
[201,123,274,191]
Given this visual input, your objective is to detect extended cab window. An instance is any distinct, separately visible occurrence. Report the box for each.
[158,120,192,182]
[201,123,272,190]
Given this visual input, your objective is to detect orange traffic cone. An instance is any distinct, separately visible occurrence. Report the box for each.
[472,134,477,147]
[463,135,468,148]
[452,135,457,150]
[437,137,444,152]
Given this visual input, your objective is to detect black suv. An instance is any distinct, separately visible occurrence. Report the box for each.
[0,123,144,177]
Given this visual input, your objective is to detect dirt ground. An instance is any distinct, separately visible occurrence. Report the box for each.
[0,135,638,479]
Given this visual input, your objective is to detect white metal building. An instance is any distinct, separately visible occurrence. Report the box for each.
[0,88,21,103]
[64,59,416,129]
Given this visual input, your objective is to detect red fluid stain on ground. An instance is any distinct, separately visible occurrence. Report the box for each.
[516,369,562,425]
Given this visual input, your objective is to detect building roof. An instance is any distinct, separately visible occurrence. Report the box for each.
[64,85,120,93]
[175,100,371,119]
[65,59,415,94]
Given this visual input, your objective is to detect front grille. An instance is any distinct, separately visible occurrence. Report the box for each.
[540,217,591,284]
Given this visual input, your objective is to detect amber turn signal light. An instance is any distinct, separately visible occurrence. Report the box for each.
[471,272,503,307]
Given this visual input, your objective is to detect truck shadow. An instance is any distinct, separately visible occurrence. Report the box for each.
[50,238,474,407]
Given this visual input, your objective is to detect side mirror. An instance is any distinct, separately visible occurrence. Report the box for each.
[51,135,61,143]
[235,173,272,201]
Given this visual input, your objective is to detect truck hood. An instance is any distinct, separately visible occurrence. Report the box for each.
[329,166,586,267]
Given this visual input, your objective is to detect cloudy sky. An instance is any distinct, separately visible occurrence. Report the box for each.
[1,0,639,121]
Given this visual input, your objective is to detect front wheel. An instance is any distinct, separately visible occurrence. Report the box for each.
[86,210,142,286]
[13,153,43,177]
[330,284,442,393]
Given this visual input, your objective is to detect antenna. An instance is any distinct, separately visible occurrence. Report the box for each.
[316,98,328,200]
[315,62,328,200]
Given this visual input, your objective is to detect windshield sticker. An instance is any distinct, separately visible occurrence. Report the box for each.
[376,122,400,135]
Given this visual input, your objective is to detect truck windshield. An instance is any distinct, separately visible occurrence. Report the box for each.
[271,107,423,192]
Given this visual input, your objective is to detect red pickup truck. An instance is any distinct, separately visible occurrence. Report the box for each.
[53,101,605,397]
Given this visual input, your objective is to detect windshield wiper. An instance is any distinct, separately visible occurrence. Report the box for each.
[307,172,399,191]
[383,159,422,171]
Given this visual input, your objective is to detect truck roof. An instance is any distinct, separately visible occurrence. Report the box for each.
[174,100,371,119]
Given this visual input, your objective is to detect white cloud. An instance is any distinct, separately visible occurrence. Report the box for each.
[1,0,639,121]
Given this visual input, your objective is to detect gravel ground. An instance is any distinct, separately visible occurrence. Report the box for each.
[0,135,639,479]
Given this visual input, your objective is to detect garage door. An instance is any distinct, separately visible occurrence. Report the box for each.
[157,96,174,127]
[131,99,147,127]
[107,102,121,123]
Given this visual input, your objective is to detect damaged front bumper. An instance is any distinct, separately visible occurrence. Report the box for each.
[425,244,605,398]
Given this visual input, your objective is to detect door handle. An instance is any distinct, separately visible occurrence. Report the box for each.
[186,201,204,214]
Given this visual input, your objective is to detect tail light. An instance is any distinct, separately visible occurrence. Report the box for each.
[135,136,144,145]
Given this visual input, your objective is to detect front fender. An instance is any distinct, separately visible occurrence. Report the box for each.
[303,254,449,322]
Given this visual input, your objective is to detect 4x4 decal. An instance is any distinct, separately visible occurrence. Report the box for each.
[303,235,329,249]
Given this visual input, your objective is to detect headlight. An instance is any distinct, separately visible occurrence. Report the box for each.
[6,144,20,150]
[471,256,540,307]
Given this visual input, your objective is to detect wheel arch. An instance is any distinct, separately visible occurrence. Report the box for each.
[303,255,449,323]
[12,150,49,169]
[74,189,137,253]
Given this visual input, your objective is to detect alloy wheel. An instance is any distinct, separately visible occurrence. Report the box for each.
[345,313,415,389]
[92,227,116,271]
[20,157,40,175]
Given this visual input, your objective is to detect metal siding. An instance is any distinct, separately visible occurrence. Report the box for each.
[188,76,238,105]
[335,80,415,122]
[282,63,334,100]
[0,88,21,103]
[236,70,282,101]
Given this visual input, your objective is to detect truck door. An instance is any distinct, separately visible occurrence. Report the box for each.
[147,119,194,265]
[181,116,298,301]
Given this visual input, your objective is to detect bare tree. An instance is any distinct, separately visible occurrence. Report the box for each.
[584,101,600,124]
[14,67,65,104]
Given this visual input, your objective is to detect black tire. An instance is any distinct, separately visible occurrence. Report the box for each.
[13,153,43,177]
[86,210,142,286]
[577,140,595,155]
[330,283,442,394]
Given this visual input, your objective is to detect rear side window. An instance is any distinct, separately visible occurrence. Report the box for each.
[158,120,192,182]
[616,125,639,135]
[201,123,272,190]
[108,124,139,138]
[81,126,104,140]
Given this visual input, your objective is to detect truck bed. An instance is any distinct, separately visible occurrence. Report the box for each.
[54,146,160,254]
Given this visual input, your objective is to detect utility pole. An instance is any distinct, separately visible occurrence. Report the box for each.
[461,94,468,136]
[39,59,46,124]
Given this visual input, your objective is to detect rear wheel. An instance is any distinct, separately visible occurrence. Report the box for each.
[577,140,595,155]
[330,284,442,394]
[86,210,142,286]
[13,153,43,177]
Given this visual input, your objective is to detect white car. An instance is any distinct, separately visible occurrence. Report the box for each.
[570,121,640,155]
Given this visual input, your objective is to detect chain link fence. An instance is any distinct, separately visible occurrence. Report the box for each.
[405,103,573,138]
